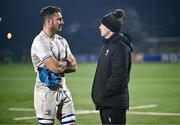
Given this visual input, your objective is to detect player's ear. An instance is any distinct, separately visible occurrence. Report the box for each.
[47,18,52,26]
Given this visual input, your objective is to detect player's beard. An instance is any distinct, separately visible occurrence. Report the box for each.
[51,24,62,34]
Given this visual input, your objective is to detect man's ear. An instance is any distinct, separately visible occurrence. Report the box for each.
[47,19,52,26]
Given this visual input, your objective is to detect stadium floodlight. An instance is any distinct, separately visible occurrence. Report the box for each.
[7,32,13,40]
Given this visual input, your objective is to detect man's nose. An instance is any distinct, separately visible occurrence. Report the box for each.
[61,19,64,24]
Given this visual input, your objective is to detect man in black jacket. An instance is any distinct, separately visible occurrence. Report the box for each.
[91,9,133,125]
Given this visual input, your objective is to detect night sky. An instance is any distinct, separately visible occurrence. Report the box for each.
[0,0,180,60]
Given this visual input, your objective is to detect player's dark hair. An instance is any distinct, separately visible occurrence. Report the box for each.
[40,6,62,24]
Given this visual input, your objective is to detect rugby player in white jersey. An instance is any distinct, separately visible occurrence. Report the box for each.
[31,6,77,125]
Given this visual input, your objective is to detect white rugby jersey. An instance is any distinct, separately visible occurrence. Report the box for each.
[31,31,72,72]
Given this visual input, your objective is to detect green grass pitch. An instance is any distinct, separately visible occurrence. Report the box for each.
[0,62,180,124]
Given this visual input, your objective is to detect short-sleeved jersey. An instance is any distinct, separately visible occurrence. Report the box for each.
[31,31,72,83]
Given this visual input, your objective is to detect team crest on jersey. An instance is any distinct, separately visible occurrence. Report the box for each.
[105,49,110,56]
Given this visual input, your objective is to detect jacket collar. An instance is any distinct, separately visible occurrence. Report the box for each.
[102,32,133,52]
[102,33,118,44]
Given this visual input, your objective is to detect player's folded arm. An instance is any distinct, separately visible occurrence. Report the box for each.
[43,56,66,73]
[63,54,77,73]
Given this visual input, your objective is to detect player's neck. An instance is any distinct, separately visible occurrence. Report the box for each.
[42,28,54,38]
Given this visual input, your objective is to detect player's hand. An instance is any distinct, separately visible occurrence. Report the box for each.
[58,60,67,71]
[66,55,77,67]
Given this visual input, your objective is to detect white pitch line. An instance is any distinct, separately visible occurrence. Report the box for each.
[9,104,157,112]
[76,110,98,115]
[127,111,180,116]
[75,104,158,115]
[11,104,159,120]
[13,116,36,121]
[11,104,180,121]
[13,111,180,121]
[9,108,34,111]
[130,104,157,110]
[13,111,99,121]
[13,110,99,120]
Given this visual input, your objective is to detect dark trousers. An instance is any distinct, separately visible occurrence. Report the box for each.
[99,108,126,125]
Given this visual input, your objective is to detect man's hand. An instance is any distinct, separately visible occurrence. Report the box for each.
[64,54,77,73]
[58,60,67,68]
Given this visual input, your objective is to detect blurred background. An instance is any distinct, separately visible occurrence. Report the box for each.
[0,0,180,63]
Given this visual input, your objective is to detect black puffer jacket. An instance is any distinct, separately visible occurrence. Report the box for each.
[91,33,133,110]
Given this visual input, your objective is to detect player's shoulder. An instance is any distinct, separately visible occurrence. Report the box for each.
[55,34,68,43]
[33,32,45,42]
[32,32,50,49]
[33,32,49,44]
[55,34,65,40]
